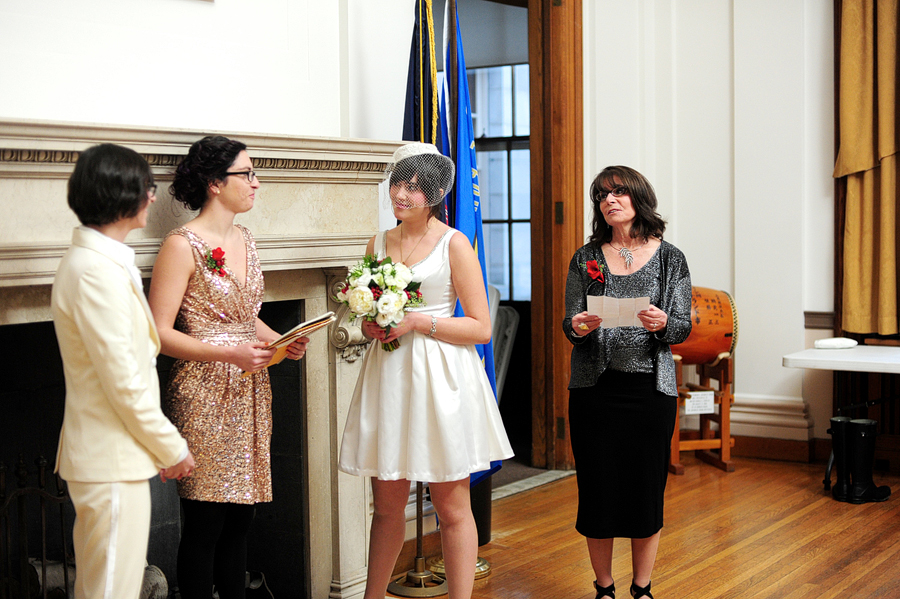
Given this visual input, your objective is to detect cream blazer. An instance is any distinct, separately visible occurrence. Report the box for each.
[52,227,187,483]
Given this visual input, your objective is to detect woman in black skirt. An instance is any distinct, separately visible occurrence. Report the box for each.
[563,166,692,599]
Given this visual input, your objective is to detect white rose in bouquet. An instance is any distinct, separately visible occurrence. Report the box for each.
[386,263,414,289]
[347,286,376,316]
[353,267,373,288]
[375,291,406,327]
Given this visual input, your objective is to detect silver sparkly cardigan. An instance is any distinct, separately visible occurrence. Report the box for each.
[563,240,692,396]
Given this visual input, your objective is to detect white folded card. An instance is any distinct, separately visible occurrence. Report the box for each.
[814,337,858,349]
[586,295,650,328]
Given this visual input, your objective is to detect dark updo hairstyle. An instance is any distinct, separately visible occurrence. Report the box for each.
[588,165,667,246]
[67,143,154,227]
[389,153,455,220]
[169,135,247,211]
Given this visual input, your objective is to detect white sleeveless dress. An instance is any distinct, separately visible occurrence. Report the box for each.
[339,228,514,482]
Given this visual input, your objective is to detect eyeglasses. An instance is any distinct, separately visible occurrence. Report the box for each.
[597,185,628,201]
[225,170,257,183]
[147,184,158,196]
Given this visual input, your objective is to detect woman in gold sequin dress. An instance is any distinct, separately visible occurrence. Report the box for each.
[148,135,309,599]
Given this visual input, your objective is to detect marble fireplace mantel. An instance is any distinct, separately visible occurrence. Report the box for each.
[0,118,397,599]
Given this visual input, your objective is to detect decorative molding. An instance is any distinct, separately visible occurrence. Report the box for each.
[0,118,399,184]
[329,573,369,599]
[326,270,370,361]
[0,118,401,159]
[0,234,373,288]
[0,149,80,164]
[804,311,835,330]
[0,148,387,181]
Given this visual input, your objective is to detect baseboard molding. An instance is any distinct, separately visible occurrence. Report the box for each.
[731,435,899,470]
[811,437,832,463]
[731,435,814,462]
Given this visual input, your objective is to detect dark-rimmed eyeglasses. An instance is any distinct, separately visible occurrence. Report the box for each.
[225,170,257,183]
[597,185,628,201]
[147,184,158,196]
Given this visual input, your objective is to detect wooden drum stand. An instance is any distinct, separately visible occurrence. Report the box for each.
[669,354,735,474]
[668,287,738,474]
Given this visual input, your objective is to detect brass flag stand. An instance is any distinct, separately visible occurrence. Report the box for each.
[387,482,448,597]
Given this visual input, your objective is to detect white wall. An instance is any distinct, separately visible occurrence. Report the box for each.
[347,0,416,140]
[0,0,413,141]
[584,0,835,440]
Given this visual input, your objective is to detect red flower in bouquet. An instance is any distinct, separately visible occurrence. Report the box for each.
[206,247,227,277]
[586,259,604,282]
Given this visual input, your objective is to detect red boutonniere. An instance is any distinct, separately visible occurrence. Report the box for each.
[585,259,605,282]
[206,247,226,277]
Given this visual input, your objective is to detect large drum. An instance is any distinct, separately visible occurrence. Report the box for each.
[670,287,738,365]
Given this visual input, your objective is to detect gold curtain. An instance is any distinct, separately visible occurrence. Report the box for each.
[834,0,898,334]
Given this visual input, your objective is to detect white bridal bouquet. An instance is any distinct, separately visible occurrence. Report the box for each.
[336,255,425,351]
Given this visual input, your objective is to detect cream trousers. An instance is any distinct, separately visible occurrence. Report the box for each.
[67,480,151,599]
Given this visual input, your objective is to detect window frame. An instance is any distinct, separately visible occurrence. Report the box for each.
[476,136,530,301]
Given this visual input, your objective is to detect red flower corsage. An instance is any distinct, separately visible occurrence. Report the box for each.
[585,259,605,282]
[206,247,226,277]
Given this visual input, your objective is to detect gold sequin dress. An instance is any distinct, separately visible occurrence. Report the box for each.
[164,225,272,504]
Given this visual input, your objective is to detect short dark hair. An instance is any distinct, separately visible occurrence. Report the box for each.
[169,135,248,211]
[588,165,667,246]
[67,144,154,227]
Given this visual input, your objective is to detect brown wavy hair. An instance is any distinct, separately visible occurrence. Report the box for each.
[588,165,666,246]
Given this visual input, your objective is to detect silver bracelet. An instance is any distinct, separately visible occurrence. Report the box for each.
[428,315,437,337]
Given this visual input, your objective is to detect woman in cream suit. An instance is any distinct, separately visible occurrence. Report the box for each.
[52,144,195,599]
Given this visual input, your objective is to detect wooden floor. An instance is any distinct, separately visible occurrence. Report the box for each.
[458,456,900,599]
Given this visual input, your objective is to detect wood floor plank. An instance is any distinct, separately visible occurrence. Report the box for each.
[436,456,900,599]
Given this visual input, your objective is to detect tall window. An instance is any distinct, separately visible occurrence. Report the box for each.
[470,64,530,301]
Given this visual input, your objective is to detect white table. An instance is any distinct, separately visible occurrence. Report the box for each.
[783,345,900,490]
[783,345,900,374]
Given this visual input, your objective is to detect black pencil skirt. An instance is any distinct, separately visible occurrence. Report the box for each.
[568,368,677,539]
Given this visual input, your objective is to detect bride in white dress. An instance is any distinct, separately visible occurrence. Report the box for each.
[339,142,513,599]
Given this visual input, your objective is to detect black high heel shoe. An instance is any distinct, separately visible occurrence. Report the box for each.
[593,580,615,599]
[630,580,653,599]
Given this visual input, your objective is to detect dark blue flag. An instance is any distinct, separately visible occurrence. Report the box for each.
[402,0,442,150]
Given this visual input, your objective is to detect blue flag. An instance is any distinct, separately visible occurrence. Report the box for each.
[439,7,502,487]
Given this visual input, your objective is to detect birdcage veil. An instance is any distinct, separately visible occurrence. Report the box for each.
[381,142,455,211]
